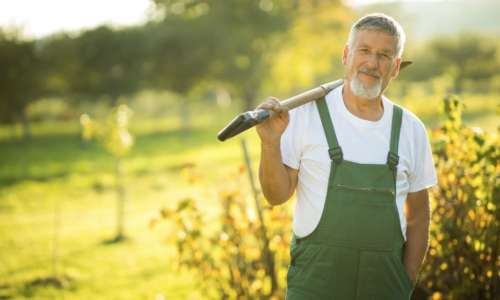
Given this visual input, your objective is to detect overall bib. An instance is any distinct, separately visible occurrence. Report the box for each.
[285,98,415,300]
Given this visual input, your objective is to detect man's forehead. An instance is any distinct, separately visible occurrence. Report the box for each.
[353,29,397,53]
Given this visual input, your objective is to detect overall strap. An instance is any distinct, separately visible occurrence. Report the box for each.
[316,98,343,165]
[388,104,403,170]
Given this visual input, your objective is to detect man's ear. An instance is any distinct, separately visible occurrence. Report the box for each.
[392,58,402,78]
[342,45,349,67]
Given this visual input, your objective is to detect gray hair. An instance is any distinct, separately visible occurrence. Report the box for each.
[347,13,406,59]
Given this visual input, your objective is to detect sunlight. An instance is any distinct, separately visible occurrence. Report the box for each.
[0,0,151,38]
[346,0,456,5]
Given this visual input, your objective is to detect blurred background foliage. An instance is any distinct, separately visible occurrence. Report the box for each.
[424,96,500,299]
[1,0,499,299]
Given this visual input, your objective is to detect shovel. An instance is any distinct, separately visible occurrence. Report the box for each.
[217,61,412,142]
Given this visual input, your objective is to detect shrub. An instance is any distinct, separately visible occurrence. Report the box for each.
[154,173,293,300]
[421,95,500,299]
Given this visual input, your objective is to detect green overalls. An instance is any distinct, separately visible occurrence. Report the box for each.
[285,98,415,300]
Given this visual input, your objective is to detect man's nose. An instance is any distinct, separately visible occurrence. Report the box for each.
[365,53,379,69]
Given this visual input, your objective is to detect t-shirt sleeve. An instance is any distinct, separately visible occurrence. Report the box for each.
[280,109,304,170]
[408,128,437,193]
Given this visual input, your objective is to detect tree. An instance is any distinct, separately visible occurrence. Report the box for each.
[104,105,134,241]
[0,29,44,140]
[40,26,148,107]
[147,0,288,111]
[397,34,499,94]
[148,0,351,112]
[72,26,147,105]
[38,33,81,101]
[79,106,134,242]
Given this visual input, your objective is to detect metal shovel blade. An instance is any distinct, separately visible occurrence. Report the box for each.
[217,109,271,141]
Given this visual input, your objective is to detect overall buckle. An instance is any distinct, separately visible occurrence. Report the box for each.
[387,152,399,170]
[329,147,343,165]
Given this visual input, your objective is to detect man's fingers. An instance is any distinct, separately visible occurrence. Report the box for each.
[259,102,280,111]
[265,96,280,104]
[256,97,280,111]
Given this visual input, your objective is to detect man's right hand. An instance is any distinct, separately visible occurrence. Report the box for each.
[256,97,297,206]
[255,97,290,145]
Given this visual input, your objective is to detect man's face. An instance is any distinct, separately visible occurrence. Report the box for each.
[343,29,402,99]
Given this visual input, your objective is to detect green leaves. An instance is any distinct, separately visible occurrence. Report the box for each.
[155,168,291,299]
[104,105,134,157]
[0,32,44,126]
[439,94,465,127]
[78,105,134,157]
[423,95,500,299]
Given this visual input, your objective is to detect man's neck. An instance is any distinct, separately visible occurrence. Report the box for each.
[342,82,384,122]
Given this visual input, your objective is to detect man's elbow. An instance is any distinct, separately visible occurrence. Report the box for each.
[263,192,292,206]
[265,198,288,206]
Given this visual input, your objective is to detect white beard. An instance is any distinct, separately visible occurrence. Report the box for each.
[350,68,383,100]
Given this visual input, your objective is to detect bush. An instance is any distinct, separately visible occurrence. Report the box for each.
[153,170,293,300]
[421,95,500,299]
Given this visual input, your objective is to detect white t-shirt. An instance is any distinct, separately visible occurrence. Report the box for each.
[280,85,437,241]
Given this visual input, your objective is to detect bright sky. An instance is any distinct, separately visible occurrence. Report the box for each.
[0,0,450,39]
[0,0,151,39]
[348,0,448,3]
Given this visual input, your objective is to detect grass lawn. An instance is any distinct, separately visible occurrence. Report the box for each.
[0,91,498,299]
[0,101,263,300]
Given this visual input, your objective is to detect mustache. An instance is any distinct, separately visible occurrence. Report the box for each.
[356,67,381,78]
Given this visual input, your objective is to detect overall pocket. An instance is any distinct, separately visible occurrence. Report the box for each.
[335,183,395,197]
[286,246,338,300]
[329,184,396,248]
[287,245,318,287]
[377,252,414,300]
[391,252,415,292]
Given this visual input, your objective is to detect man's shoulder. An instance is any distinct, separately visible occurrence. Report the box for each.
[293,85,342,118]
[383,97,427,137]
[401,106,427,136]
[289,97,320,121]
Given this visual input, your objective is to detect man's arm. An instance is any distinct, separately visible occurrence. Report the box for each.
[259,144,298,205]
[403,188,431,286]
[255,97,299,206]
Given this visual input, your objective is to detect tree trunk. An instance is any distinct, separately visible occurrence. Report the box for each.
[20,108,30,141]
[115,157,126,241]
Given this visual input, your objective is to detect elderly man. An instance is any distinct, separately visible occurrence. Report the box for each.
[256,13,436,299]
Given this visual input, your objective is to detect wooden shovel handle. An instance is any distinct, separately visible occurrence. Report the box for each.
[267,60,413,119]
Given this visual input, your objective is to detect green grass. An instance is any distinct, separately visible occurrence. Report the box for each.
[0,92,498,299]
[0,101,263,300]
